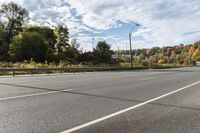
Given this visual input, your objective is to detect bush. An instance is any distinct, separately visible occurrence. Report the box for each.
[141,60,148,66]
[158,60,164,65]
[9,32,48,62]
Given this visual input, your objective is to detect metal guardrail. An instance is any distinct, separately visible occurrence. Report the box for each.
[0,66,181,77]
[0,67,131,77]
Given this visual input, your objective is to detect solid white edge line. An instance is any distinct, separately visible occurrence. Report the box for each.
[0,89,73,101]
[61,80,200,133]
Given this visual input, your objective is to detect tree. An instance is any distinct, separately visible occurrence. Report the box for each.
[188,45,196,57]
[64,39,80,64]
[174,46,183,55]
[0,28,4,44]
[25,25,56,61]
[71,39,80,50]
[194,40,200,48]
[135,55,145,65]
[54,25,69,55]
[9,32,48,62]
[25,25,56,48]
[0,28,7,60]
[0,2,29,43]
[170,50,176,64]
[146,47,159,57]
[160,47,168,57]
[167,48,173,63]
[184,56,191,65]
[135,49,142,56]
[181,46,189,55]
[192,48,200,61]
[78,52,94,63]
[176,54,186,64]
[93,41,113,63]
[147,56,156,66]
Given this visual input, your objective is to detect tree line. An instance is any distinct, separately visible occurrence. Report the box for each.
[0,2,113,65]
[117,41,200,66]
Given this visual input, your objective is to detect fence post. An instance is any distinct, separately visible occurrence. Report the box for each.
[31,70,33,76]
[12,70,15,77]
[61,68,63,75]
[47,69,49,75]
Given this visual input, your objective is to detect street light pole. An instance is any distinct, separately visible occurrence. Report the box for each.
[92,38,94,51]
[129,24,139,70]
[129,33,133,69]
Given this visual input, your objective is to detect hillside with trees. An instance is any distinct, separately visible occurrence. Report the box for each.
[115,41,200,67]
[117,41,200,66]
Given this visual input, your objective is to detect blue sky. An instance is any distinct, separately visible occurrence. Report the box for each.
[1,0,200,51]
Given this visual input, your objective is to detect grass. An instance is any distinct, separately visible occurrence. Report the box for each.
[0,60,188,76]
[0,63,185,76]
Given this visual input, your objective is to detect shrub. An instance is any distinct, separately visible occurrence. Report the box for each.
[158,60,164,65]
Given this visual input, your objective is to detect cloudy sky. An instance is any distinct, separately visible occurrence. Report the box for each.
[1,0,200,51]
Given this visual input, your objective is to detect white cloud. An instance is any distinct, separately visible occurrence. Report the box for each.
[1,0,200,50]
[68,0,200,47]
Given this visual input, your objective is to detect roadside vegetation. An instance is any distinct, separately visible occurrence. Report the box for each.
[0,2,200,69]
[115,41,200,67]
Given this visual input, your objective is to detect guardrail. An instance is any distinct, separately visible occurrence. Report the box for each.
[0,66,181,77]
[0,67,132,77]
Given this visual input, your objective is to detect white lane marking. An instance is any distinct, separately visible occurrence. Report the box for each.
[61,80,200,133]
[138,77,157,81]
[0,73,165,101]
[0,89,73,101]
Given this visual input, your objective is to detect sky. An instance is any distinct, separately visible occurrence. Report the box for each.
[0,0,200,51]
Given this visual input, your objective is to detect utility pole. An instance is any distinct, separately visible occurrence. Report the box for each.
[125,42,128,62]
[129,33,133,69]
[118,46,120,60]
[126,43,128,53]
[92,38,94,51]
[129,23,139,70]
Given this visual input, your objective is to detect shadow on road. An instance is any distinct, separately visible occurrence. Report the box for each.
[1,82,200,112]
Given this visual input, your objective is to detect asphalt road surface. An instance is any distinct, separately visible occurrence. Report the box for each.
[1,67,200,133]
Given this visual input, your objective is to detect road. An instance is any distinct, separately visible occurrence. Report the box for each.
[0,67,200,133]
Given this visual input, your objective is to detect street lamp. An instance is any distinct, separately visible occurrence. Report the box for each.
[92,38,94,51]
[129,24,139,69]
